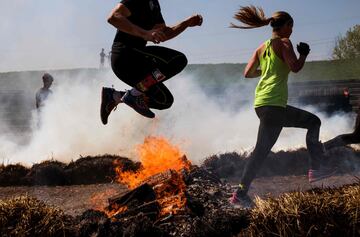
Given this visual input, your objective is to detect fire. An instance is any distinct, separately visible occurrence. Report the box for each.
[112,136,192,217]
[115,136,191,189]
[90,188,119,212]
[152,170,188,216]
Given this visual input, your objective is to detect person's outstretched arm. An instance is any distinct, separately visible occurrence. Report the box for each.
[154,15,203,42]
[107,3,166,43]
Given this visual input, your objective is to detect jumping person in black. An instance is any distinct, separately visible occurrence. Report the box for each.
[100,0,202,124]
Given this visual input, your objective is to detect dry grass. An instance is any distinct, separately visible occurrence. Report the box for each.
[243,182,360,237]
[0,196,75,237]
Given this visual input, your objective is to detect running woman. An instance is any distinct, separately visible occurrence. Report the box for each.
[100,0,202,124]
[229,6,336,207]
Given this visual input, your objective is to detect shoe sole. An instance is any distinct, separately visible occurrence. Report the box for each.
[122,97,155,118]
[100,87,108,125]
[101,89,126,125]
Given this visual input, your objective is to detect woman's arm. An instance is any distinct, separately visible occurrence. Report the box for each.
[281,39,307,73]
[244,48,261,78]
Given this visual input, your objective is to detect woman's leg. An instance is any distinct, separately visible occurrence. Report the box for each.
[111,46,187,110]
[238,106,284,195]
[324,133,360,150]
[146,83,174,110]
[281,105,323,169]
[324,111,360,150]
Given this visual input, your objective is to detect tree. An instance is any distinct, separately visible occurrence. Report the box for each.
[333,24,360,60]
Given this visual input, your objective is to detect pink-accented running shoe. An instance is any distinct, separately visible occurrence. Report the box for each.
[308,166,337,183]
[230,184,253,209]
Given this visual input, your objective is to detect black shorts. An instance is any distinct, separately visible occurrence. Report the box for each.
[111,45,187,110]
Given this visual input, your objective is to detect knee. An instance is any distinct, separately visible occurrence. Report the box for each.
[179,53,188,69]
[152,93,174,110]
[308,115,321,129]
[158,95,174,110]
[172,53,188,73]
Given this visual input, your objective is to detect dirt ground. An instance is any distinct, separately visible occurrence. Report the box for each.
[0,172,359,216]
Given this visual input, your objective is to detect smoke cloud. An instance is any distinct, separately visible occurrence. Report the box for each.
[0,70,354,165]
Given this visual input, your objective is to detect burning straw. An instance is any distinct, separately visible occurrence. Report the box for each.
[114,136,191,189]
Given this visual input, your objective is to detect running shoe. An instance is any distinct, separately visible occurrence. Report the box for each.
[308,166,337,183]
[229,184,253,208]
[121,91,155,118]
[229,192,253,209]
[100,87,124,125]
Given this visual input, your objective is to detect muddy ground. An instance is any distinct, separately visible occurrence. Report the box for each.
[0,172,358,216]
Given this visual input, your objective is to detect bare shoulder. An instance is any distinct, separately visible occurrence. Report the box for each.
[256,43,266,57]
[281,38,293,48]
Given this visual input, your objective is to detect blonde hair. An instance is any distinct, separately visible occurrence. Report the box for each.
[231,5,293,30]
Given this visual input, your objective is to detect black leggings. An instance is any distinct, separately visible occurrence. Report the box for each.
[240,105,324,192]
[111,45,187,110]
[324,111,360,149]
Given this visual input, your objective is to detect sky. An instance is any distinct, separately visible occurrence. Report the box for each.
[0,0,359,72]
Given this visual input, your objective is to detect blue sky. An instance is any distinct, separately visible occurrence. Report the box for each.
[0,0,359,72]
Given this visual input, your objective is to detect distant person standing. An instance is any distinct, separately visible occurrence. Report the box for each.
[107,50,112,67]
[100,48,106,68]
[35,73,53,127]
[36,73,54,110]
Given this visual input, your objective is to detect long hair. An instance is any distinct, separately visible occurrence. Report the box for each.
[231,5,293,30]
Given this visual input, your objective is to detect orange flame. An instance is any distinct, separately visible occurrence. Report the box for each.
[90,188,119,212]
[115,136,191,189]
[111,136,191,217]
[152,170,188,216]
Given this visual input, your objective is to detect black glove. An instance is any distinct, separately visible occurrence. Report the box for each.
[297,42,310,56]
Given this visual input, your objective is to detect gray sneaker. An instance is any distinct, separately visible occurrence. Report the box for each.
[122,91,155,118]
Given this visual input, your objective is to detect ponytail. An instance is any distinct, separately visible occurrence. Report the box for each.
[230,5,271,29]
[231,6,293,30]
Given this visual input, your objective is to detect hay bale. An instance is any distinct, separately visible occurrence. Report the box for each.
[244,182,360,237]
[26,160,68,186]
[0,196,75,237]
[65,155,140,185]
[202,152,247,179]
[202,147,360,179]
[0,164,29,186]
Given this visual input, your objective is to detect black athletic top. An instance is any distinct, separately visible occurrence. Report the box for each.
[113,0,165,48]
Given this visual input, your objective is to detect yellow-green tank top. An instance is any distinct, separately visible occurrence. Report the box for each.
[254,39,290,108]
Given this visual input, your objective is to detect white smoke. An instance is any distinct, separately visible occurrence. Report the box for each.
[0,70,354,165]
